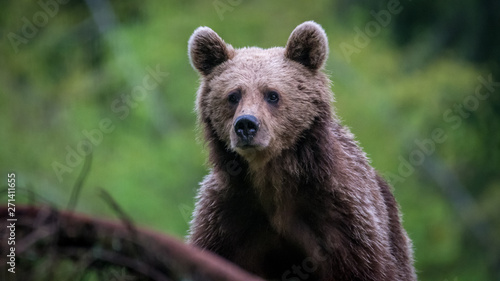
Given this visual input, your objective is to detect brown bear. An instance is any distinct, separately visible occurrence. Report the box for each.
[187,21,416,281]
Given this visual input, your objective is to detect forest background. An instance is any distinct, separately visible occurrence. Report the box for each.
[1,0,499,280]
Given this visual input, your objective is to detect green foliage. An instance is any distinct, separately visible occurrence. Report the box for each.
[0,1,498,280]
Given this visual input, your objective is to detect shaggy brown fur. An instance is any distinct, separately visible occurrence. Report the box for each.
[187,21,416,281]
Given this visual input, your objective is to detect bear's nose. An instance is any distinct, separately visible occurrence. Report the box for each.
[234,115,259,143]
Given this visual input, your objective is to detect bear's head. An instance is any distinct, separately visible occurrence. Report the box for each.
[189,21,333,167]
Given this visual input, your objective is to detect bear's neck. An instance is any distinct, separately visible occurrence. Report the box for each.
[203,109,373,234]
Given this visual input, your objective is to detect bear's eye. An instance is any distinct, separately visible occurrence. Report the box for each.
[265,91,280,104]
[227,91,241,105]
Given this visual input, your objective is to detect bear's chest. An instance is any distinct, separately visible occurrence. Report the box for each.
[235,229,310,279]
[251,178,317,235]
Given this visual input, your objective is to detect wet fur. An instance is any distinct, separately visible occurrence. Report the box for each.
[187,21,416,281]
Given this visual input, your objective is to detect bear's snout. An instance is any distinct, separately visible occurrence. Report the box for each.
[234,115,259,145]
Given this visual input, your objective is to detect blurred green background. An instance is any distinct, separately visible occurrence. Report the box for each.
[1,0,499,280]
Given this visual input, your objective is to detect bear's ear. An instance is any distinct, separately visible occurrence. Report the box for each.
[188,27,234,76]
[285,21,329,70]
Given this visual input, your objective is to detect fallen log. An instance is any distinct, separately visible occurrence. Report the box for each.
[0,205,264,281]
